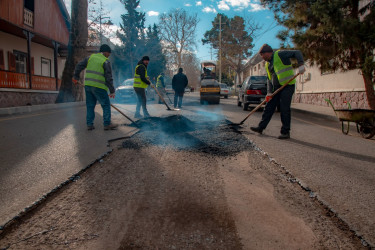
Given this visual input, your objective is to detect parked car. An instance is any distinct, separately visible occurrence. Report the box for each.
[220,83,229,98]
[185,87,191,93]
[115,79,136,102]
[115,78,155,103]
[237,76,267,110]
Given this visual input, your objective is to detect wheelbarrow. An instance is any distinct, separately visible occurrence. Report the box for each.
[325,99,375,139]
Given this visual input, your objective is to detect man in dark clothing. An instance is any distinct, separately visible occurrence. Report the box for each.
[72,44,118,131]
[172,68,188,109]
[250,44,305,139]
[133,56,152,118]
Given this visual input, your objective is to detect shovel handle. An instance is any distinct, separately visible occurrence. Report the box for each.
[151,84,172,110]
[110,104,137,125]
[239,73,300,125]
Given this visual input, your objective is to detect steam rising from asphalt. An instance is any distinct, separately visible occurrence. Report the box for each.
[124,114,253,156]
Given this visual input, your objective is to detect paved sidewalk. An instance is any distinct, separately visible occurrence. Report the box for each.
[291,102,338,121]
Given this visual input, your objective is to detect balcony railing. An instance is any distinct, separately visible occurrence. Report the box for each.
[32,75,57,90]
[24,8,34,27]
[0,71,60,91]
[0,71,29,89]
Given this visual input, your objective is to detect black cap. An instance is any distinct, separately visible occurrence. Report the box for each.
[142,56,150,61]
[178,68,183,73]
[99,44,111,53]
[259,44,273,54]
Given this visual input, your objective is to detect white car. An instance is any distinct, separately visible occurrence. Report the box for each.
[220,83,229,98]
[185,87,191,93]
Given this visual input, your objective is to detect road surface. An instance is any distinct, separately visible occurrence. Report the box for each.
[0,92,373,249]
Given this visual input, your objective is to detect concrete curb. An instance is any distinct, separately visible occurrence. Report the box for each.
[0,102,85,116]
[291,106,339,122]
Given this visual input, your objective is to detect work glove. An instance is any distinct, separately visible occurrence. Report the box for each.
[298,65,305,74]
[265,94,272,103]
[72,78,79,85]
[109,93,115,98]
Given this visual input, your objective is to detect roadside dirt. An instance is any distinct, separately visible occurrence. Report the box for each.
[0,115,365,249]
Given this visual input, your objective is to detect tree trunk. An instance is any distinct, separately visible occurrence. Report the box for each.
[362,70,375,110]
[56,0,88,103]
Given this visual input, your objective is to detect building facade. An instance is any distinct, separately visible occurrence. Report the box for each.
[0,0,70,108]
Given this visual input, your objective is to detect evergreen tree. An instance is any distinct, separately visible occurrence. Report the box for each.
[261,0,375,109]
[116,0,146,78]
[144,24,166,82]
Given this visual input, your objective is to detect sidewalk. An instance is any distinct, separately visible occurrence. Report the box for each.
[291,102,338,121]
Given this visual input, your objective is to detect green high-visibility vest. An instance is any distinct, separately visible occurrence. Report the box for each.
[156,75,163,88]
[265,50,296,86]
[84,53,109,91]
[133,64,149,89]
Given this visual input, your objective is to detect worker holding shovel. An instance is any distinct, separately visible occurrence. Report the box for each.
[72,44,118,131]
[250,44,305,139]
[133,56,152,118]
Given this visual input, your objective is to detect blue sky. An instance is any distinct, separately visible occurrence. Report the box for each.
[63,0,284,61]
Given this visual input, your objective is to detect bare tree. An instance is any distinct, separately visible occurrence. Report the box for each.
[159,9,199,69]
[87,0,113,46]
[56,0,88,103]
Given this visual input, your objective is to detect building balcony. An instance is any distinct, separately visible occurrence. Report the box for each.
[0,70,61,91]
[24,8,34,27]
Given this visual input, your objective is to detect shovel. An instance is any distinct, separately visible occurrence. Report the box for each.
[110,104,139,127]
[151,84,178,111]
[228,73,300,128]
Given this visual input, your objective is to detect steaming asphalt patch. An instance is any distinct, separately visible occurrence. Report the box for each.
[124,114,254,156]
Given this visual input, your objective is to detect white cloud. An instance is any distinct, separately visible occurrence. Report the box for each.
[203,7,217,13]
[249,3,266,12]
[218,0,230,10]
[147,11,159,16]
[225,0,250,7]
[184,3,192,6]
[196,1,202,6]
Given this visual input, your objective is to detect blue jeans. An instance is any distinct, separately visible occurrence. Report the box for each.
[85,86,111,126]
[174,91,184,108]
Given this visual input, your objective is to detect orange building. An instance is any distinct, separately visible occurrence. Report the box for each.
[0,0,70,107]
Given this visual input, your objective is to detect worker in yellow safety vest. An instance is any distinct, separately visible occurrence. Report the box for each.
[156,72,165,104]
[72,44,118,131]
[133,56,152,118]
[250,44,305,139]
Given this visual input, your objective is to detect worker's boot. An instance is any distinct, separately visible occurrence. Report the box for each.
[87,125,95,131]
[250,126,263,134]
[143,110,150,118]
[134,113,142,119]
[104,123,118,130]
[278,132,290,139]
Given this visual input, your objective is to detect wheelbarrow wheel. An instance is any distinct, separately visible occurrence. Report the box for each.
[341,121,350,135]
[359,122,375,139]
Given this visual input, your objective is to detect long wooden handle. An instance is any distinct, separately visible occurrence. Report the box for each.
[151,85,172,110]
[110,104,137,125]
[239,73,300,125]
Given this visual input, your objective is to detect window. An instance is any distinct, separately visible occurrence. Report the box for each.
[24,0,34,11]
[41,57,51,77]
[13,50,27,74]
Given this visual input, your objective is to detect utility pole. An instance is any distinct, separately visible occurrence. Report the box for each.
[219,15,222,83]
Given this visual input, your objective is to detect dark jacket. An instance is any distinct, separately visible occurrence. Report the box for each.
[172,73,188,93]
[267,50,304,93]
[73,54,115,94]
[135,60,151,86]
